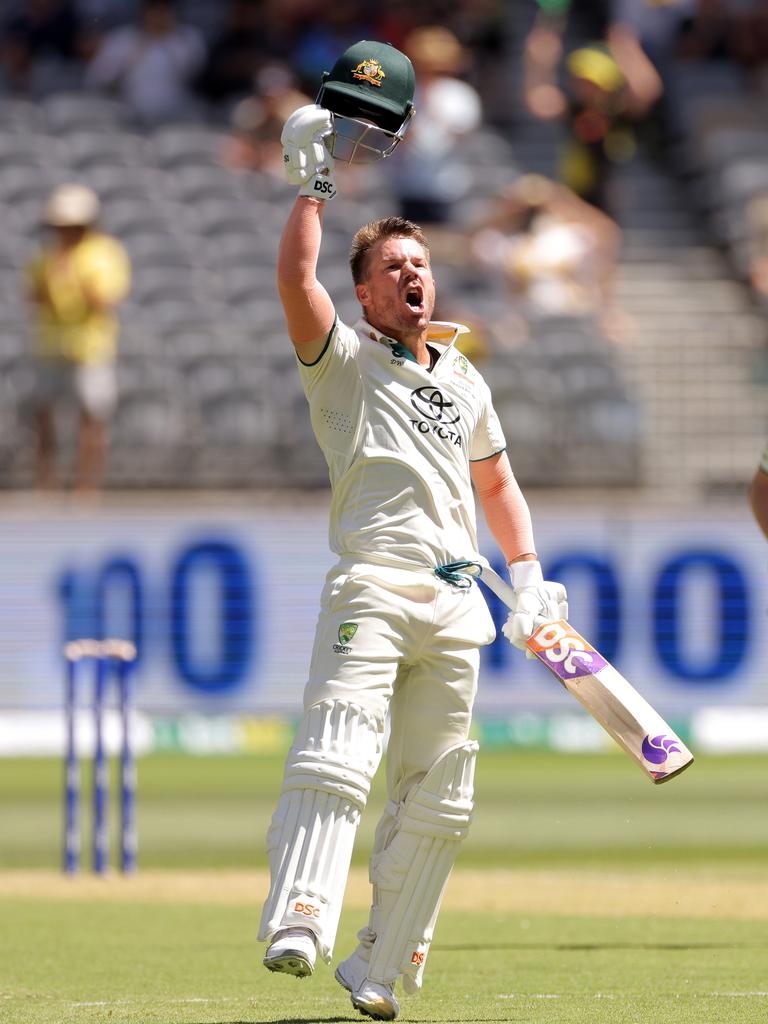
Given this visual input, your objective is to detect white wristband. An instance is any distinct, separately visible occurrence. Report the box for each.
[508,560,543,590]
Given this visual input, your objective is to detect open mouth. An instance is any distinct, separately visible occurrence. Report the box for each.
[405,287,423,311]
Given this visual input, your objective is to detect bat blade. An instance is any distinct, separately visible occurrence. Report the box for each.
[526,619,694,784]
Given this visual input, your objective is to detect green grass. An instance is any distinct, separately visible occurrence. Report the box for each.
[1,901,767,1023]
[2,750,768,871]
[1,750,768,1021]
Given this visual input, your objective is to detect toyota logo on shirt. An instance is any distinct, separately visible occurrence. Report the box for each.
[408,386,463,448]
[410,386,461,424]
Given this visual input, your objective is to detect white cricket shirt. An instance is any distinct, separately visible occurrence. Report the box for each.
[297,317,506,570]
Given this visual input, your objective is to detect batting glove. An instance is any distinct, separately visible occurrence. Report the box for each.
[281,103,337,201]
[502,561,568,658]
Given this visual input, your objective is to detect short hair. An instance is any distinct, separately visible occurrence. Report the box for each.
[349,216,430,285]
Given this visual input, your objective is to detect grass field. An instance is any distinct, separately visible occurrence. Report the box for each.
[1,749,768,1022]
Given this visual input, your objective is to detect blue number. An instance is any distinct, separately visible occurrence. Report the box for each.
[170,539,255,692]
[653,549,750,682]
[545,554,621,662]
[94,557,144,665]
[57,568,93,644]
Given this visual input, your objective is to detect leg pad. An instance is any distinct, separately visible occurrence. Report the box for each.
[366,741,478,990]
[259,700,383,961]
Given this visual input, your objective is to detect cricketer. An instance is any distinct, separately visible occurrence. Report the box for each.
[258,41,567,1021]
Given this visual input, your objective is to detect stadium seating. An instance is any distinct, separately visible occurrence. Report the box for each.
[10,66,764,492]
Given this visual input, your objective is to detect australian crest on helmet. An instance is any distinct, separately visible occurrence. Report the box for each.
[352,58,386,87]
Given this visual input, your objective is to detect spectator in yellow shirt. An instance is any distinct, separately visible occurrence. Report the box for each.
[27,184,130,491]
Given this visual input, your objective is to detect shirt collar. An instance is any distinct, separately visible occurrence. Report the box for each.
[354,318,470,364]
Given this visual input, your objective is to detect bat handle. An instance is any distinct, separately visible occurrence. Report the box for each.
[469,563,517,610]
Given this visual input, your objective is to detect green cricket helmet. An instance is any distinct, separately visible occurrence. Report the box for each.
[316,40,416,163]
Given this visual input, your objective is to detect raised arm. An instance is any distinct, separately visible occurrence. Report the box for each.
[277,105,339,361]
[277,197,336,359]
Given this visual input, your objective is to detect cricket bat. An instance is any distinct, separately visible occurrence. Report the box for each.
[525,618,693,783]
[467,562,694,784]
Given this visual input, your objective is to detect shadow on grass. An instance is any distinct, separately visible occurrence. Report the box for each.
[443,941,766,952]
[198,1018,357,1024]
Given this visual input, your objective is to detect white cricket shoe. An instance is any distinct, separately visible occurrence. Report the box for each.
[263,927,317,978]
[335,951,400,1021]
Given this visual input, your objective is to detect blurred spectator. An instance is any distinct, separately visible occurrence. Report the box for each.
[745,193,768,310]
[196,0,271,106]
[290,2,373,93]
[677,0,768,71]
[471,173,625,341]
[390,25,483,225]
[26,184,131,491]
[222,62,311,175]
[523,3,667,212]
[0,0,84,93]
[84,0,206,125]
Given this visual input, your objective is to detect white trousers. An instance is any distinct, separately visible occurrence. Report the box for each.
[259,560,496,962]
[307,561,495,801]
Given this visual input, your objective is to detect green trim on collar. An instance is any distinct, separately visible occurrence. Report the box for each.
[389,339,418,363]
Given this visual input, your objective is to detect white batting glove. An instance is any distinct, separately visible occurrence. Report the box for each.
[281,103,337,201]
[502,561,568,658]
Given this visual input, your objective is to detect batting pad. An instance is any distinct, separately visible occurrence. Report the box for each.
[258,699,383,960]
[366,740,477,991]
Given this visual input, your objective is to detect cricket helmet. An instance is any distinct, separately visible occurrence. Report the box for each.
[316,40,415,163]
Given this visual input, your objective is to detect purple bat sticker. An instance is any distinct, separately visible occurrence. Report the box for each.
[641,734,682,765]
[528,622,607,679]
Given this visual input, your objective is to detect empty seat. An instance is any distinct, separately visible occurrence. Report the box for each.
[713,158,768,210]
[184,196,259,237]
[43,92,130,132]
[150,125,227,169]
[0,98,47,132]
[101,196,172,237]
[130,264,204,305]
[208,230,279,271]
[109,387,191,484]
[62,129,146,170]
[165,163,245,202]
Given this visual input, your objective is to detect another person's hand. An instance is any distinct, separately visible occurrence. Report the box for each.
[281,104,337,200]
[502,561,568,657]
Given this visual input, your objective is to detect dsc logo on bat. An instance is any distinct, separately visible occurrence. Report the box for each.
[527,620,608,680]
